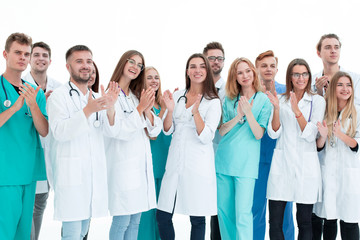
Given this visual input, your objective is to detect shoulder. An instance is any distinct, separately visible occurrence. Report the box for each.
[48,76,63,89]
[311,71,322,81]
[311,94,326,106]
[173,89,185,101]
[22,72,35,85]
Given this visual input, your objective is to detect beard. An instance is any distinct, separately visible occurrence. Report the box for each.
[71,72,90,84]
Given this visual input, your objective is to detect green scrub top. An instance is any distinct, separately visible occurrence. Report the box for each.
[0,77,47,186]
[215,91,272,178]
[150,106,171,179]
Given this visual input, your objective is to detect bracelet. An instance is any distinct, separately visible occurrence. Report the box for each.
[295,112,302,118]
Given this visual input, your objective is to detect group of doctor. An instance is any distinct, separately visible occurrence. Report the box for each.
[1,31,360,240]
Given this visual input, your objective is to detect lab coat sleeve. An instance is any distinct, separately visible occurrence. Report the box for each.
[354,107,360,157]
[197,98,222,144]
[104,101,146,141]
[145,112,162,138]
[351,73,360,107]
[267,96,283,139]
[299,95,326,142]
[163,110,174,136]
[47,91,91,142]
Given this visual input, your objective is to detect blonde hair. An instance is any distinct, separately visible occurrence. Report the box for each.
[145,66,162,106]
[225,57,262,99]
[325,71,357,138]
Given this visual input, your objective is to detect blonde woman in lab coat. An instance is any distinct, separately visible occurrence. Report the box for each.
[313,71,360,240]
[157,53,221,240]
[266,58,325,240]
[105,50,162,240]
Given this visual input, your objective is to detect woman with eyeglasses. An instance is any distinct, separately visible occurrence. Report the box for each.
[266,59,325,240]
[137,67,171,240]
[214,57,272,239]
[156,53,221,240]
[312,72,360,240]
[105,50,162,240]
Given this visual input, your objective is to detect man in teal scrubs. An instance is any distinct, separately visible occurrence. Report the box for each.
[0,33,48,240]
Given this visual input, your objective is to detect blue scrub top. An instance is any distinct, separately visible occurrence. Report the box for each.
[215,91,272,178]
[260,82,286,164]
[0,76,47,185]
[150,106,171,179]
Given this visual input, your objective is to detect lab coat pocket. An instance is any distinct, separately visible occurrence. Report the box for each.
[303,152,319,177]
[114,159,142,191]
[343,168,360,194]
[56,157,82,186]
[270,149,284,175]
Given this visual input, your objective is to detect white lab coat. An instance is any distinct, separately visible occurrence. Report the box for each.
[266,93,326,204]
[105,91,161,216]
[311,67,360,106]
[23,72,62,193]
[47,82,111,221]
[157,89,221,216]
[313,106,360,222]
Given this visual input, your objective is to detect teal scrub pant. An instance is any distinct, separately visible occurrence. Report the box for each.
[0,182,36,240]
[137,178,162,240]
[217,173,255,240]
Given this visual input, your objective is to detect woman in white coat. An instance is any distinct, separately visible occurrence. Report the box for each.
[157,53,221,240]
[266,58,325,240]
[313,71,360,240]
[105,50,162,240]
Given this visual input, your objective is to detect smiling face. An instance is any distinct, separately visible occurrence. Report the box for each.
[236,61,254,88]
[123,55,143,80]
[145,68,160,91]
[336,76,352,103]
[88,65,96,87]
[66,50,93,84]
[186,57,207,84]
[291,65,309,92]
[3,41,31,73]
[30,46,51,74]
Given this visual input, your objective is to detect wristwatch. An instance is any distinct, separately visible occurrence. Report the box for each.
[239,116,245,124]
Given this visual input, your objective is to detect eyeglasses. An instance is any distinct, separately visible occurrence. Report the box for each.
[127,59,144,71]
[207,56,225,63]
[292,72,309,79]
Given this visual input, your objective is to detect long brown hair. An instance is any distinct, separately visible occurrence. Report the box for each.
[185,53,219,100]
[91,61,100,93]
[225,57,262,100]
[284,58,313,101]
[325,71,357,138]
[145,66,162,106]
[109,50,145,100]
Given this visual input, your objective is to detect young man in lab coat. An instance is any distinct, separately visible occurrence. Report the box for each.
[203,41,225,240]
[312,33,360,105]
[253,50,295,240]
[23,41,62,240]
[0,33,48,240]
[47,45,119,240]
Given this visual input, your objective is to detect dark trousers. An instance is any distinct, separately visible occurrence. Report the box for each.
[210,215,221,240]
[269,200,313,240]
[156,209,205,240]
[312,214,359,240]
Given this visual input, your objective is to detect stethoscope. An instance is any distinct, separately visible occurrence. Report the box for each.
[68,81,100,128]
[1,75,32,117]
[118,89,134,114]
[177,89,204,104]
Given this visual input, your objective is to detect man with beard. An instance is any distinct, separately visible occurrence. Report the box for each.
[253,50,294,240]
[47,45,120,239]
[203,41,225,240]
[0,33,48,240]
[23,41,62,240]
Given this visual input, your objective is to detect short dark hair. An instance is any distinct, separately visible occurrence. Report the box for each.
[5,32,32,52]
[32,41,51,58]
[316,34,342,52]
[203,42,224,56]
[65,45,92,61]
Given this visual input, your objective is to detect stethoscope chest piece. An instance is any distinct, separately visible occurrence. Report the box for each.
[93,120,101,128]
[4,99,11,108]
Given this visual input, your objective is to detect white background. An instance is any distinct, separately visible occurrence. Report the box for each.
[1,0,359,239]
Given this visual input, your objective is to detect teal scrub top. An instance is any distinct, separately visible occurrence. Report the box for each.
[150,106,171,179]
[215,91,272,178]
[0,77,47,185]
